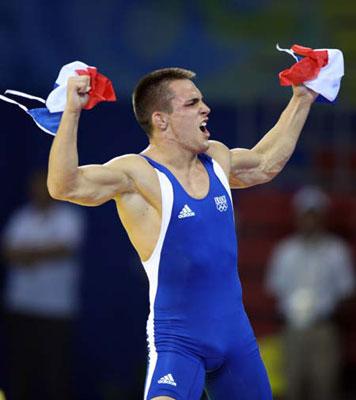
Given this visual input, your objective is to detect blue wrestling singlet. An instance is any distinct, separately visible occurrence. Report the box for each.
[141,154,272,400]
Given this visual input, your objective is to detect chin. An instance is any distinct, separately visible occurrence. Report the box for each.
[184,139,210,154]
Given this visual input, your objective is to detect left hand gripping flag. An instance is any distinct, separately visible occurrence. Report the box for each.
[277,44,344,103]
[0,61,117,135]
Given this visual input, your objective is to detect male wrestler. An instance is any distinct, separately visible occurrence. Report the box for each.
[47,68,317,399]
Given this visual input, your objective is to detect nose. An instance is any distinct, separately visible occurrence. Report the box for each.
[201,101,210,115]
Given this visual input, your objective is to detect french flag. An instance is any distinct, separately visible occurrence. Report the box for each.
[0,61,116,135]
[277,44,344,103]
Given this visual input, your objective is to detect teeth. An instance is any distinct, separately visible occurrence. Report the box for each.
[199,121,208,132]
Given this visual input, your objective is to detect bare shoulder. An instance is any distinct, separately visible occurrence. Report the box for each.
[105,153,150,171]
[104,153,156,180]
[106,153,160,202]
[205,140,231,176]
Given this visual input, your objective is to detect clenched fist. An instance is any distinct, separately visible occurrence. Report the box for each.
[66,75,91,113]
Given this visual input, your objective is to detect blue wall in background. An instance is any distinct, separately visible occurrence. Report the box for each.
[2,1,356,397]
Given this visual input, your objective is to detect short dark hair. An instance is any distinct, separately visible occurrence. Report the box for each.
[132,67,196,137]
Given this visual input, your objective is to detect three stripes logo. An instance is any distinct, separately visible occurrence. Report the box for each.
[178,204,195,219]
[157,373,177,387]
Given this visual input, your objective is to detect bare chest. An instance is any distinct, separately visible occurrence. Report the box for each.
[171,167,210,199]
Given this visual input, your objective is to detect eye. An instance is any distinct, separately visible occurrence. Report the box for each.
[186,98,199,106]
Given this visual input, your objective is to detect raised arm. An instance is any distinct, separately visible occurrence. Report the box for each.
[47,75,137,206]
[227,86,317,188]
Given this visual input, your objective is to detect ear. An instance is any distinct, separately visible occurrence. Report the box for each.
[152,111,168,131]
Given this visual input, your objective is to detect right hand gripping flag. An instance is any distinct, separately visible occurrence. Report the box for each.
[0,61,116,135]
[277,44,344,103]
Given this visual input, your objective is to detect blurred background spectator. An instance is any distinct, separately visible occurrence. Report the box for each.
[265,186,355,400]
[1,170,85,400]
[1,1,356,399]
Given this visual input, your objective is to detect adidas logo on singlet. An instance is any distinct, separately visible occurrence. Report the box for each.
[178,204,195,219]
[158,373,177,386]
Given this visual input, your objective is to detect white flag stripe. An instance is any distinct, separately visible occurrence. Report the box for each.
[276,43,299,62]
[0,95,29,112]
[4,90,46,103]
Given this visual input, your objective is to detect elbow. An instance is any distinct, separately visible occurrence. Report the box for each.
[47,185,66,201]
[47,170,80,201]
[47,178,59,199]
[261,166,283,183]
[47,179,101,207]
[262,155,289,182]
[47,179,72,201]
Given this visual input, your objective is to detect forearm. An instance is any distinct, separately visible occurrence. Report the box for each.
[48,109,81,198]
[253,95,312,176]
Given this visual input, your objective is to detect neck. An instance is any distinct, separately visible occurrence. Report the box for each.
[143,139,199,170]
